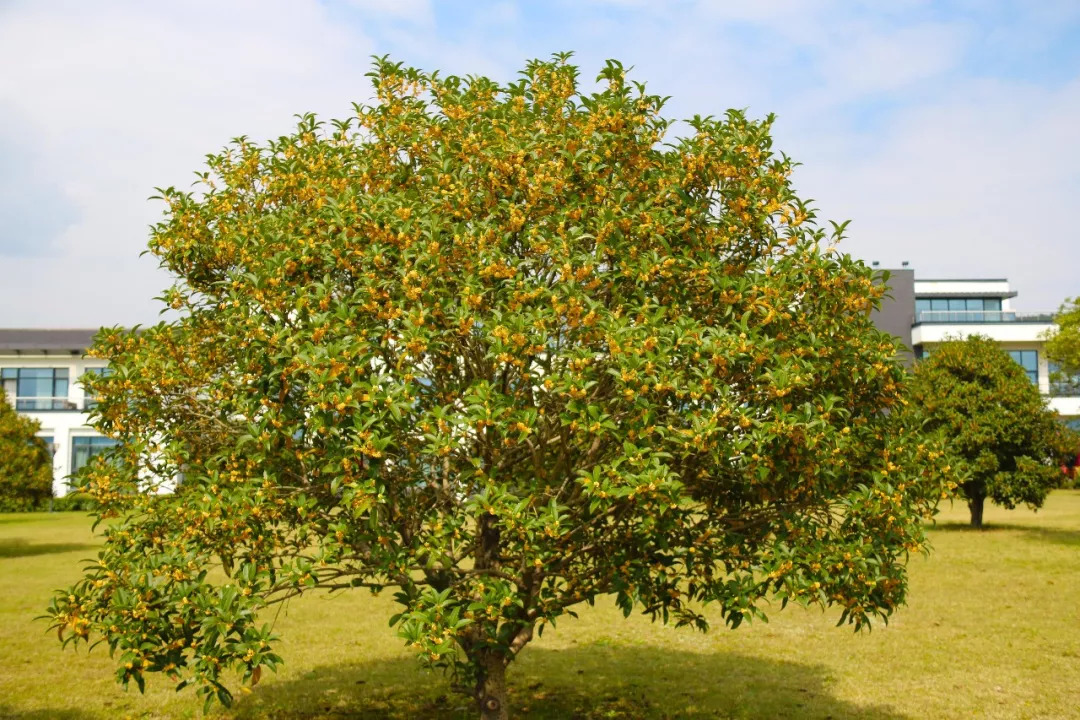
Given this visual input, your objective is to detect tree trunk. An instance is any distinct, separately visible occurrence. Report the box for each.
[470,513,511,719]
[475,651,509,720]
[968,494,985,528]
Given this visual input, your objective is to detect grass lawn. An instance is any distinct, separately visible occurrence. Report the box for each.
[2,493,1079,719]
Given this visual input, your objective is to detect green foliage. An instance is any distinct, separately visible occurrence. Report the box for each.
[1046,296,1080,382]
[49,55,952,717]
[0,394,53,512]
[1048,421,1080,489]
[907,336,1061,525]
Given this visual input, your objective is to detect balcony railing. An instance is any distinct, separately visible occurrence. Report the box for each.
[916,310,1055,324]
[15,397,80,411]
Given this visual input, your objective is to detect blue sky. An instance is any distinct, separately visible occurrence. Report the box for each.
[1,0,1078,326]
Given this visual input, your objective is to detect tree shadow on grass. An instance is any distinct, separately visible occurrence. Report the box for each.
[929,522,1080,547]
[230,645,907,720]
[0,538,98,559]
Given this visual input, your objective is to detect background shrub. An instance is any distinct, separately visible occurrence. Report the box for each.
[0,394,53,512]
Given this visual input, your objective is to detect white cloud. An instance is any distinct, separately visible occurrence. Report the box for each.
[0,0,378,326]
[0,0,1076,326]
[347,0,434,24]
[0,104,78,257]
[542,1,1078,310]
[812,21,968,99]
[793,76,1080,311]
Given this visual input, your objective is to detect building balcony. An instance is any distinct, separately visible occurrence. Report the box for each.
[14,396,82,411]
[915,310,1055,324]
[911,312,1055,346]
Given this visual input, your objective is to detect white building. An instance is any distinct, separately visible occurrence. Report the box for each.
[0,329,113,497]
[873,270,1080,430]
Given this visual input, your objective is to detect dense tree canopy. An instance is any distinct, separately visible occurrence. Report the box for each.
[49,56,951,719]
[907,336,1061,528]
[0,394,53,512]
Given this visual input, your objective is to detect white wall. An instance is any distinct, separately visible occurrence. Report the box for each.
[1050,397,1080,417]
[1,353,108,496]
[912,321,1054,346]
[914,279,1011,295]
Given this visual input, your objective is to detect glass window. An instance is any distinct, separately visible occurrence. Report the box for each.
[1007,350,1038,384]
[8,368,71,410]
[915,297,1006,322]
[1015,351,1038,371]
[71,436,119,473]
[18,369,53,398]
[963,298,983,322]
[950,297,967,321]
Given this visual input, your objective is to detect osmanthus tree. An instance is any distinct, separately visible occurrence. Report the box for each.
[0,394,53,511]
[49,56,952,719]
[906,336,1062,528]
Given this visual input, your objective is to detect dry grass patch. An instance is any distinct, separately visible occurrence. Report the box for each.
[2,491,1078,719]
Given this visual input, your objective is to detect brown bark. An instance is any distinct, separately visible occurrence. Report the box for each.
[475,650,509,720]
[470,512,510,719]
[968,494,985,528]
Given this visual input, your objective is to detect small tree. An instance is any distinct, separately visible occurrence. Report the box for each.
[49,56,951,719]
[1046,297,1080,385]
[0,394,53,511]
[907,336,1061,528]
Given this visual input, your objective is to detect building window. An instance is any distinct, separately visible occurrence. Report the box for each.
[1007,350,1038,384]
[1,368,73,410]
[2,368,17,405]
[1049,362,1080,397]
[71,436,119,473]
[915,298,1004,323]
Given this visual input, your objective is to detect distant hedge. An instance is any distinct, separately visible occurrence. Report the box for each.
[50,493,98,512]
